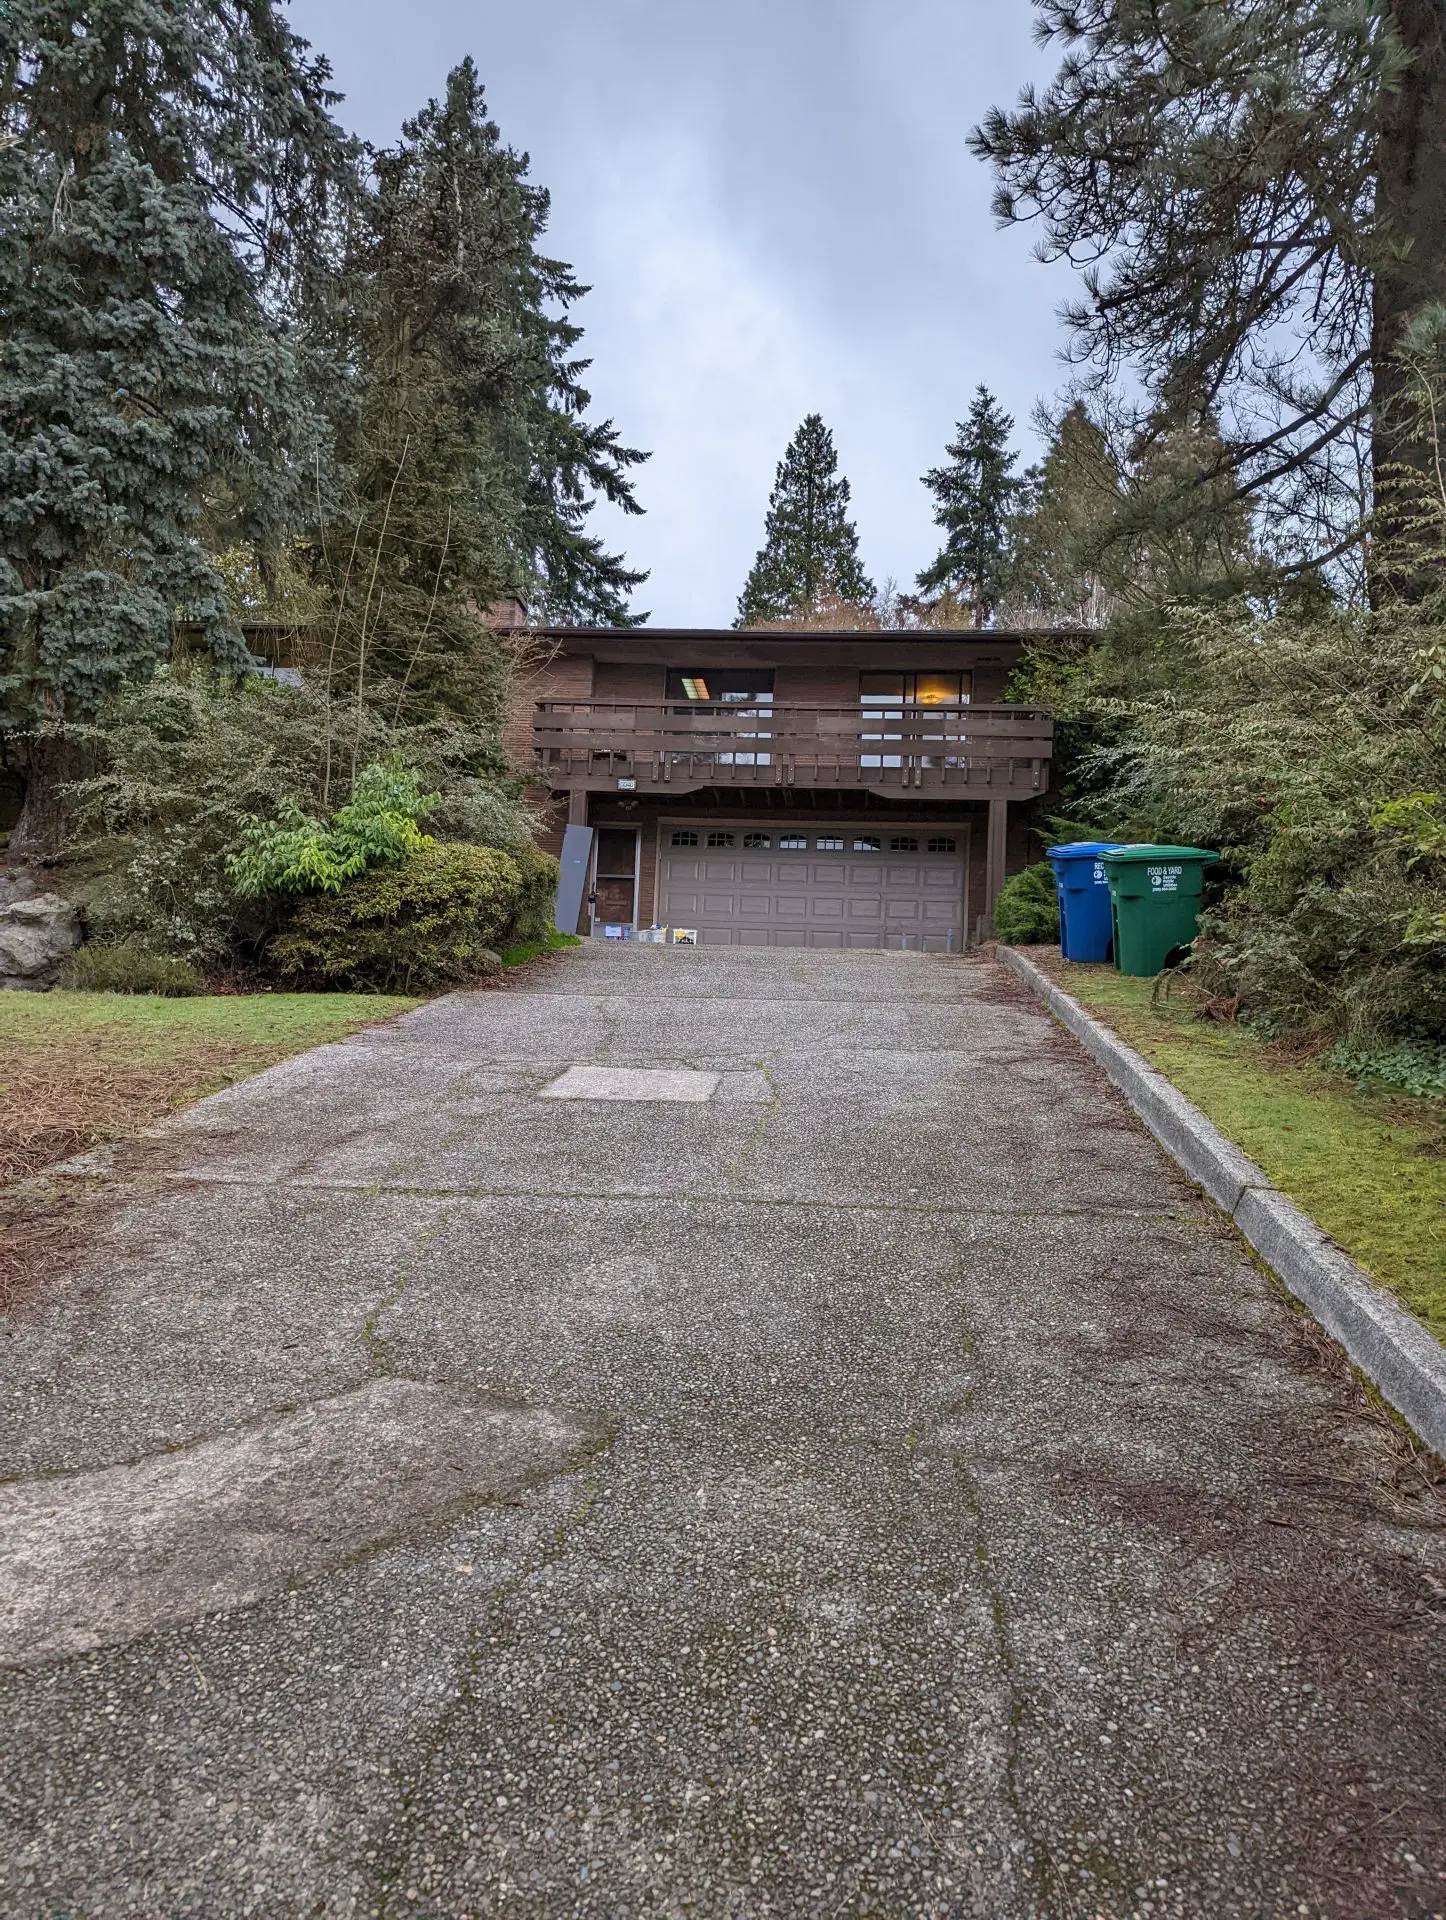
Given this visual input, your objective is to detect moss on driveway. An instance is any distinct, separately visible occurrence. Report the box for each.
[1021,949,1446,1341]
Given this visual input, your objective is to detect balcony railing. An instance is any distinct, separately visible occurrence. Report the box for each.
[533,701,1053,796]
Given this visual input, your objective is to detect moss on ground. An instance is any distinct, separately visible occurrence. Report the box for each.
[1023,950,1446,1340]
[500,929,582,967]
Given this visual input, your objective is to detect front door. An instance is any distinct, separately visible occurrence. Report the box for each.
[592,827,639,928]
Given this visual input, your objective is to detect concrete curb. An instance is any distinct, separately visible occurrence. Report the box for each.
[998,945,1446,1460]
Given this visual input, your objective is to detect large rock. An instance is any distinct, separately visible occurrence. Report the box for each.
[0,893,82,990]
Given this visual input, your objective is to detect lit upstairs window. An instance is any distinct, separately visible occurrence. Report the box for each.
[667,669,775,704]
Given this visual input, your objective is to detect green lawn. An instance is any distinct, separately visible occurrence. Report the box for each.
[1023,950,1446,1340]
[0,989,417,1056]
[0,990,419,1182]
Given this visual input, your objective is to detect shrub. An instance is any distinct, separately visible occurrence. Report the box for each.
[993,862,1061,945]
[229,756,437,897]
[269,842,557,992]
[1021,600,1446,1044]
[67,943,203,996]
[66,665,537,963]
[508,838,561,948]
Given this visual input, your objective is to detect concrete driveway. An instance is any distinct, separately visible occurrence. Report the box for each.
[2,943,1444,1918]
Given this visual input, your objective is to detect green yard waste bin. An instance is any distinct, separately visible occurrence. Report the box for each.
[1101,845,1217,976]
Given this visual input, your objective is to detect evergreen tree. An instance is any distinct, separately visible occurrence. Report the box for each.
[972,1,1446,592]
[1109,412,1257,607]
[736,415,874,626]
[0,1,356,841]
[1002,404,1120,627]
[917,388,1021,624]
[312,57,647,770]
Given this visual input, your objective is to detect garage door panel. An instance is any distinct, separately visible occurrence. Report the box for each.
[659,827,965,950]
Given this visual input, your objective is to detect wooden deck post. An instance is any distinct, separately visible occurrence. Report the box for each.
[984,797,1009,936]
[567,788,589,826]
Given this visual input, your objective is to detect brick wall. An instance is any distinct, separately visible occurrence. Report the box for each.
[501,645,594,777]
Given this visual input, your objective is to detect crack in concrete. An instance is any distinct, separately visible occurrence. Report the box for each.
[41,1168,1203,1226]
[926,1252,1048,1917]
[362,1202,466,1378]
[362,1459,613,1918]
[720,1058,783,1188]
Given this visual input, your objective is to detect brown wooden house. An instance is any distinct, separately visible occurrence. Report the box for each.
[503,623,1058,949]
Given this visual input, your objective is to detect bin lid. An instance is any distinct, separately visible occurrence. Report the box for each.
[1099,843,1218,864]
[1046,840,1124,860]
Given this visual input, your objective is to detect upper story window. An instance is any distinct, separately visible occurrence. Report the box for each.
[860,670,971,708]
[667,669,775,705]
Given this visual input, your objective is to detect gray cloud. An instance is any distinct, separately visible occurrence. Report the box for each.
[287,0,1073,622]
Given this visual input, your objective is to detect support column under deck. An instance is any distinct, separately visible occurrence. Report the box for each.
[984,797,1009,937]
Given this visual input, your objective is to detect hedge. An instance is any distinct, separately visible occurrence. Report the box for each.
[270,842,560,993]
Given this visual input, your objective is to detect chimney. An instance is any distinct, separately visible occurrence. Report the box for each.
[487,596,529,632]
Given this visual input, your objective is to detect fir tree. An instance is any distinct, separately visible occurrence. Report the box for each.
[1109,411,1257,606]
[332,58,647,663]
[0,1,356,842]
[917,388,1021,625]
[736,415,874,626]
[1002,403,1120,626]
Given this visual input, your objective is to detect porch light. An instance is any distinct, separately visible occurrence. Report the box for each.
[681,675,711,700]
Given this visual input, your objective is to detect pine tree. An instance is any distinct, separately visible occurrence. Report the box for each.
[972,0,1446,592]
[917,388,1021,625]
[736,416,874,626]
[0,1,356,843]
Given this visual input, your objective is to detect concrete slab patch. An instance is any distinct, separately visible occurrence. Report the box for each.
[539,1065,721,1102]
[0,1378,607,1666]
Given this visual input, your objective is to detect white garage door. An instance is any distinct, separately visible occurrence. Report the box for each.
[658,824,968,950]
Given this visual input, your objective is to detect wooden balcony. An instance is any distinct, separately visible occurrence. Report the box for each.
[533,701,1054,799]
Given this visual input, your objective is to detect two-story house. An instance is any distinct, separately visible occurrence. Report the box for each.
[504,622,1057,949]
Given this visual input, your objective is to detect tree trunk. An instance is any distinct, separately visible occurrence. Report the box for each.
[7,734,87,864]
[1371,0,1446,596]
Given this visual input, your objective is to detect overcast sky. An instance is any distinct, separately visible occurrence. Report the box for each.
[287,0,1073,625]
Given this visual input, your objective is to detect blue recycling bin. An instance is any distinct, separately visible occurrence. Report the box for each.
[1047,841,1123,963]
